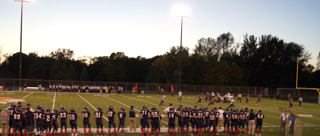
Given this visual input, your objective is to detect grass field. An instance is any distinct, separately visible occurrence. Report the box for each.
[0,91,320,136]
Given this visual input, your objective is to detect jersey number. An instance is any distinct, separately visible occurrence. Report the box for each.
[60,113,66,118]
[14,114,21,120]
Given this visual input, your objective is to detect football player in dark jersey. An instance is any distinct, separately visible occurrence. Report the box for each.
[82,106,91,136]
[68,108,78,136]
[139,105,150,136]
[230,109,239,136]
[176,105,183,134]
[203,107,210,135]
[182,106,191,135]
[34,105,44,134]
[59,106,68,136]
[255,109,264,136]
[44,108,52,136]
[51,108,59,136]
[223,108,230,134]
[167,107,177,136]
[196,94,203,104]
[107,106,117,136]
[243,107,249,134]
[150,107,161,136]
[256,95,261,104]
[197,108,205,136]
[94,106,104,136]
[8,103,16,136]
[239,109,247,136]
[13,107,22,136]
[206,98,216,107]
[190,106,198,135]
[208,108,217,136]
[117,107,126,135]
[20,106,27,136]
[245,95,250,105]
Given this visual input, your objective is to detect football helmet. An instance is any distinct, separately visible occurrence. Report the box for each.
[71,108,75,112]
[37,105,42,110]
[244,107,248,111]
[120,107,125,111]
[199,108,203,111]
[84,106,88,110]
[61,106,66,110]
[169,107,174,111]
[46,108,50,112]
[240,109,243,112]
[213,107,217,110]
[53,108,58,113]
[142,105,147,109]
[258,109,262,112]
[109,106,114,111]
[97,106,102,111]
[11,103,16,108]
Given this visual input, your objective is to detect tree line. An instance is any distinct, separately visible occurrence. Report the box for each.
[0,32,319,88]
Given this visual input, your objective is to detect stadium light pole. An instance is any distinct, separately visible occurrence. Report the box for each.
[173,6,191,93]
[14,0,31,87]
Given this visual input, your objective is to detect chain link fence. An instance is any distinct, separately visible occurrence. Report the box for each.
[277,88,319,103]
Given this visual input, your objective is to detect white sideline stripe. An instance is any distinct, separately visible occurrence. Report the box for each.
[52,93,56,111]
[120,95,169,125]
[103,96,168,125]
[0,92,33,114]
[77,93,109,121]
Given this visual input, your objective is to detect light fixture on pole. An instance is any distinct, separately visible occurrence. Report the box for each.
[14,0,31,87]
[173,6,191,93]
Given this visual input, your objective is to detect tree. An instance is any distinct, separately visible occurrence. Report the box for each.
[317,52,320,70]
[193,37,219,63]
[0,62,14,78]
[49,62,60,80]
[49,48,74,60]
[217,32,234,54]
[68,64,78,80]
[79,66,89,81]
[27,58,46,79]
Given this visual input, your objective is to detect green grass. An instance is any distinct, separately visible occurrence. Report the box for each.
[1,92,320,136]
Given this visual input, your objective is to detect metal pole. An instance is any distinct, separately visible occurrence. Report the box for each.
[178,16,183,93]
[19,1,24,87]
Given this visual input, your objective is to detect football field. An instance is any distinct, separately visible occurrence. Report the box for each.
[0,92,320,136]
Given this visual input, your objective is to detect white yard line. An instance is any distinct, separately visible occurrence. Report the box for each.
[103,96,168,125]
[77,93,109,121]
[0,92,33,114]
[52,93,56,111]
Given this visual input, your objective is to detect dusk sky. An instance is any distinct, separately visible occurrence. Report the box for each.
[0,0,319,66]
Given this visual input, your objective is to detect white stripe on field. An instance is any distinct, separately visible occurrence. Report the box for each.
[52,93,56,111]
[77,93,109,121]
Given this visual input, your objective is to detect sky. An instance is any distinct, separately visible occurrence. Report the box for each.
[0,0,319,66]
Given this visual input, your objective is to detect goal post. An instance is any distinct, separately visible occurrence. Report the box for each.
[296,57,320,105]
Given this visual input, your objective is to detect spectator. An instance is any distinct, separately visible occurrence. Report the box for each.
[163,103,175,113]
[1,108,9,136]
[298,96,303,106]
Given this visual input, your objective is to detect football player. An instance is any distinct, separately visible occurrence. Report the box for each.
[196,108,205,136]
[227,98,235,109]
[82,106,91,136]
[167,107,177,136]
[107,106,117,136]
[176,105,183,134]
[214,107,220,133]
[245,95,250,105]
[94,106,104,136]
[190,106,198,135]
[8,103,16,136]
[150,107,161,136]
[159,95,166,106]
[34,105,44,134]
[59,106,68,136]
[208,108,217,136]
[13,107,22,136]
[239,109,247,136]
[117,107,126,135]
[52,108,59,136]
[289,98,294,110]
[230,109,239,136]
[20,106,27,136]
[255,109,264,136]
[181,106,191,135]
[223,108,230,134]
[256,95,261,104]
[206,98,216,107]
[68,108,78,136]
[139,105,150,136]
[44,108,52,136]
[196,94,203,104]
[178,90,183,102]
[203,107,210,135]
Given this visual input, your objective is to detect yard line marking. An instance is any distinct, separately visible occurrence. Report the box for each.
[0,92,33,114]
[77,93,109,121]
[52,93,56,111]
[103,96,168,125]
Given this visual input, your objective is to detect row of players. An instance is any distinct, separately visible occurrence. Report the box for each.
[48,85,123,93]
[7,102,264,136]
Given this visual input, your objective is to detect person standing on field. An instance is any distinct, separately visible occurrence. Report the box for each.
[1,109,9,136]
[280,110,287,135]
[129,106,136,132]
[237,93,242,102]
[248,109,255,134]
[298,97,303,106]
